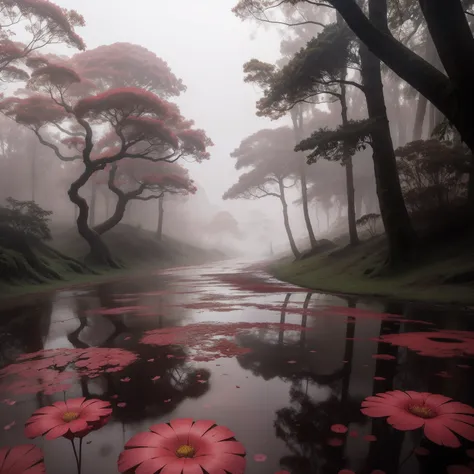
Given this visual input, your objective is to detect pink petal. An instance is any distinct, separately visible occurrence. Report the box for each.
[188,420,215,439]
[202,425,235,442]
[118,449,169,472]
[287,360,296,364]
[386,413,426,431]
[170,418,194,445]
[2,445,44,472]
[150,422,179,440]
[117,403,127,408]
[152,376,161,381]
[64,397,87,411]
[158,458,185,474]
[125,432,162,448]
[361,405,406,418]
[183,462,205,474]
[44,423,70,440]
[438,418,474,441]
[68,419,89,433]
[25,417,64,438]
[437,401,474,415]
[349,431,358,437]
[364,434,377,442]
[4,421,16,430]
[423,418,462,447]
[328,438,344,446]
[424,394,453,408]
[254,454,267,462]
[374,377,386,381]
[199,453,246,474]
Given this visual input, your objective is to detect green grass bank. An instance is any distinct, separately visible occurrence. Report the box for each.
[268,233,474,306]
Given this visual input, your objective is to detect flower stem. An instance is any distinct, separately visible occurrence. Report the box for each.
[70,439,80,474]
[78,438,83,474]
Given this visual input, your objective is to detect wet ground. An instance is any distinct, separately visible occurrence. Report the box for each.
[1,260,474,474]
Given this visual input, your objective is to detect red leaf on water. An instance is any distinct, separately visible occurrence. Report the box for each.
[414,447,430,456]
[117,402,127,408]
[253,454,267,462]
[447,466,473,474]
[331,424,348,434]
[327,438,344,447]
[372,354,396,361]
[152,376,161,381]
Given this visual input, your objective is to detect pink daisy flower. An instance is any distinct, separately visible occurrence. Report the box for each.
[25,397,112,440]
[361,390,474,447]
[118,418,246,473]
[0,444,45,474]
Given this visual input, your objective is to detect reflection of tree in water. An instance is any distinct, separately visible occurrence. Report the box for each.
[273,297,366,474]
[236,294,366,473]
[66,288,210,423]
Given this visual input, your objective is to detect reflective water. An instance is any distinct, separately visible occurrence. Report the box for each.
[1,260,474,474]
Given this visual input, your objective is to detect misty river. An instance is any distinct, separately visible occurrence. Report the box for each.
[0,261,473,474]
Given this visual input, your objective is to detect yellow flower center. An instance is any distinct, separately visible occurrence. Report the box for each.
[176,445,195,458]
[62,411,80,422]
[408,404,436,419]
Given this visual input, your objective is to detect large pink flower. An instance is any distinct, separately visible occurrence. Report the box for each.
[25,397,112,440]
[0,444,45,474]
[118,418,246,473]
[361,391,474,448]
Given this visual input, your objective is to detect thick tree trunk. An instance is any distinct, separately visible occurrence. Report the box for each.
[156,195,164,241]
[89,182,97,227]
[278,179,300,258]
[94,194,128,235]
[340,81,359,246]
[68,168,118,268]
[330,0,474,154]
[358,0,417,265]
[413,93,427,140]
[291,106,318,248]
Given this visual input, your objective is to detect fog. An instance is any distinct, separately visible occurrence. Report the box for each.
[0,0,425,258]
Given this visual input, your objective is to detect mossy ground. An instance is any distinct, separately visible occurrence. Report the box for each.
[268,232,474,306]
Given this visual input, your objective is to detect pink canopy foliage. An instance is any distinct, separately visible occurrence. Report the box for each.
[361,391,474,448]
[0,94,66,127]
[4,0,86,50]
[118,418,246,474]
[122,116,179,149]
[74,87,174,119]
[72,42,185,97]
[2,65,29,82]
[29,63,81,88]
[0,444,45,474]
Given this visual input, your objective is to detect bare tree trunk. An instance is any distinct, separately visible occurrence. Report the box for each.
[89,181,97,227]
[291,106,317,249]
[68,168,118,268]
[358,0,417,266]
[94,194,128,235]
[156,195,164,241]
[278,179,300,258]
[30,140,37,202]
[413,93,428,140]
[340,80,359,246]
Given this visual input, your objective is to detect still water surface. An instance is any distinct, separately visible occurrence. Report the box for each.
[1,260,474,474]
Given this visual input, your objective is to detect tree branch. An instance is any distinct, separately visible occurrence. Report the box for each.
[33,129,81,162]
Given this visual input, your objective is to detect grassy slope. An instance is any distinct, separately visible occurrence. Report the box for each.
[269,232,474,305]
[0,224,225,301]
